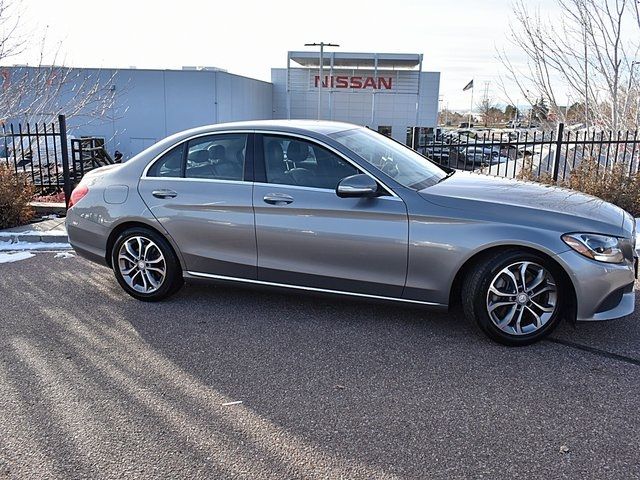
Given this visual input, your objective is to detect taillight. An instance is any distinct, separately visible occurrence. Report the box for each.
[68,184,89,208]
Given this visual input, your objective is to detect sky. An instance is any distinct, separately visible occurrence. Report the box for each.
[11,0,562,111]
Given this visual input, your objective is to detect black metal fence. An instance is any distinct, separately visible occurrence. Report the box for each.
[2,115,116,207]
[418,123,640,182]
[2,114,70,198]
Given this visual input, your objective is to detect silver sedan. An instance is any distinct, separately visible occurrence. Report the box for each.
[66,120,638,345]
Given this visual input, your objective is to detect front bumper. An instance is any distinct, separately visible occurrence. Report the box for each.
[556,248,637,322]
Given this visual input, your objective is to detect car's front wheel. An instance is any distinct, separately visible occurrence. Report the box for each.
[111,227,183,301]
[462,250,564,346]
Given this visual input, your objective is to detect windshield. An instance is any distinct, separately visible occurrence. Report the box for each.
[329,127,447,189]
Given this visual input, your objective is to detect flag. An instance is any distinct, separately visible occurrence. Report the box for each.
[463,80,474,91]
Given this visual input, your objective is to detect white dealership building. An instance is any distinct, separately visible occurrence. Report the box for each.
[5,51,439,159]
[272,51,440,145]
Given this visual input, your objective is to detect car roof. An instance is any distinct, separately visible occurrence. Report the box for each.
[124,120,365,169]
[177,119,360,137]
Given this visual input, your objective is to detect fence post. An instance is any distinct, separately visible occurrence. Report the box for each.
[58,114,71,208]
[552,122,565,182]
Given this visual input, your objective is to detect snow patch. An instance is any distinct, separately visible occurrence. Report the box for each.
[0,230,66,237]
[54,252,75,259]
[0,252,35,263]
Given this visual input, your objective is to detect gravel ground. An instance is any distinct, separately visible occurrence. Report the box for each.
[0,253,639,479]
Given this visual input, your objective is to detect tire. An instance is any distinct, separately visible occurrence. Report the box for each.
[462,249,564,346]
[111,227,183,301]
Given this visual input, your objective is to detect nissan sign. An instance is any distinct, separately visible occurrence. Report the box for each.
[314,75,393,90]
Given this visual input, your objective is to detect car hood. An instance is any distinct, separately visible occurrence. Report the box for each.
[419,171,630,237]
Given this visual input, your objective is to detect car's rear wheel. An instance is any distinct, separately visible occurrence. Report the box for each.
[111,227,183,301]
[462,250,563,346]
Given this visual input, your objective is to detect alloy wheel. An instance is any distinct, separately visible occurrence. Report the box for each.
[117,236,167,294]
[485,261,557,336]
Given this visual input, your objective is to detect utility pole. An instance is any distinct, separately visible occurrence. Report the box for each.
[584,25,589,129]
[304,42,339,120]
[633,61,640,129]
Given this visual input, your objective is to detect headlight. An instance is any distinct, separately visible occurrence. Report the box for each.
[562,233,624,263]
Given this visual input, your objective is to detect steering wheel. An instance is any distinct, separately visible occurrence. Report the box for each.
[380,157,399,178]
[285,167,313,186]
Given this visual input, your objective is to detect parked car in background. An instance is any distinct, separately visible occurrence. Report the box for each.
[66,120,638,346]
[422,145,451,165]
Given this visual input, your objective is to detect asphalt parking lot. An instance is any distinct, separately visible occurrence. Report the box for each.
[1,253,639,479]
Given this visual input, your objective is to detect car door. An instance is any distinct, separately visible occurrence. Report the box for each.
[253,133,408,298]
[138,132,257,279]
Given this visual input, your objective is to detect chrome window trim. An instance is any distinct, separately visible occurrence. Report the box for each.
[141,130,254,179]
[139,177,249,186]
[186,271,443,307]
[258,130,399,198]
[141,128,401,198]
[252,181,403,201]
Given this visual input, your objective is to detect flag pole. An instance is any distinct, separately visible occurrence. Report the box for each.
[468,84,474,127]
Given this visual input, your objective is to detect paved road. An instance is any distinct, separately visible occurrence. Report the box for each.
[1,253,639,479]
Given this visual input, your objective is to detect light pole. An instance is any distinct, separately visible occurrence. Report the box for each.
[304,42,339,120]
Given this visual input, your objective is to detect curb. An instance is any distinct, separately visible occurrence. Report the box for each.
[30,202,66,216]
[0,233,69,244]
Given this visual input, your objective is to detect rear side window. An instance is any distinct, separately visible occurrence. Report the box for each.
[185,133,247,180]
[147,144,185,177]
[146,133,248,180]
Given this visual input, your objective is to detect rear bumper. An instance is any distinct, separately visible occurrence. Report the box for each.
[556,250,636,322]
[66,208,109,267]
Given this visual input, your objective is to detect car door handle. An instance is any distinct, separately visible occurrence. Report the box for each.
[152,189,178,199]
[263,193,294,205]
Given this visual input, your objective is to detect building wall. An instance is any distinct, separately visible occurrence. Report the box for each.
[271,67,440,143]
[9,67,273,160]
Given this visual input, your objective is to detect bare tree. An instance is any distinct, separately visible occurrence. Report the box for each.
[438,108,465,126]
[477,97,506,126]
[0,0,118,127]
[499,0,640,131]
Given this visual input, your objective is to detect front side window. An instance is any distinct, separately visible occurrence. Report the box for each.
[185,133,247,180]
[263,135,358,189]
[330,127,446,190]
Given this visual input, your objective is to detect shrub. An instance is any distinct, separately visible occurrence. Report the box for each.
[567,159,640,216]
[517,157,640,217]
[0,165,34,229]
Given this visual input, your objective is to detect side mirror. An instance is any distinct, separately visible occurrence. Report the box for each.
[336,174,379,198]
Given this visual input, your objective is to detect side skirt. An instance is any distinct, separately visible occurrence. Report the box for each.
[184,270,447,309]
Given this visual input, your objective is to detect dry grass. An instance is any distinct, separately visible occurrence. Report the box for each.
[517,157,640,217]
[0,165,34,229]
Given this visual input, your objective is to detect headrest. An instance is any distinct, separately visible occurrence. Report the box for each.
[286,141,309,162]
[207,144,226,160]
[190,149,208,164]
